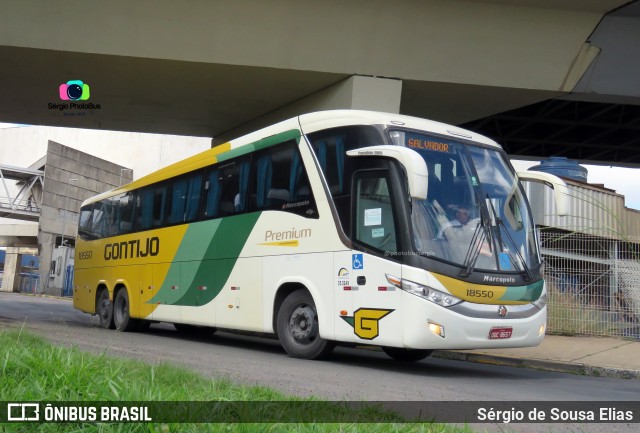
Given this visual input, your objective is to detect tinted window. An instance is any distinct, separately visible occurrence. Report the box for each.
[250,141,318,218]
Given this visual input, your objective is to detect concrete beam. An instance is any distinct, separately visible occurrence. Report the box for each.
[0,0,623,89]
[213,76,402,145]
[0,0,627,137]
[0,223,38,247]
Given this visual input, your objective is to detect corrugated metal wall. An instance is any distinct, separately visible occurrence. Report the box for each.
[522,177,640,337]
[522,178,640,239]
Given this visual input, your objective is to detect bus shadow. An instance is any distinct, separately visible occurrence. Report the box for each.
[142,324,532,379]
[327,346,529,380]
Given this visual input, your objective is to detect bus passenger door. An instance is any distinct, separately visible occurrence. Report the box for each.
[347,170,403,347]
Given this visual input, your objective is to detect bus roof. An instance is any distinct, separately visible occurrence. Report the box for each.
[82,110,500,206]
[298,110,500,148]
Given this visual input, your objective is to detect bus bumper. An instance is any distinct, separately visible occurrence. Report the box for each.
[401,296,547,350]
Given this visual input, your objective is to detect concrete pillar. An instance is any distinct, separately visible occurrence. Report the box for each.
[0,248,22,293]
[37,231,55,295]
[213,75,402,146]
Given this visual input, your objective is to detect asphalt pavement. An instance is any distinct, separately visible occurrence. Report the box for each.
[436,334,640,379]
[2,292,639,379]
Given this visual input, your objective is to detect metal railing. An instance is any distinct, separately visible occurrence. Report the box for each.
[0,195,41,213]
[541,231,640,339]
[18,273,40,294]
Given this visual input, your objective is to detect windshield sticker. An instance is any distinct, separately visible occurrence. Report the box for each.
[498,252,512,270]
[340,308,394,340]
[364,208,382,226]
[372,228,384,238]
[471,176,478,186]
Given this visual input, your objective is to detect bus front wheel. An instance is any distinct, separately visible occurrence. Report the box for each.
[382,347,432,362]
[277,289,334,360]
[113,289,139,332]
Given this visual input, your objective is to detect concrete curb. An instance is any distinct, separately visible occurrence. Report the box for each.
[433,350,640,380]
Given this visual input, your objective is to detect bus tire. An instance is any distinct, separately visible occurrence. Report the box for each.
[113,289,139,332]
[96,288,115,329]
[277,289,334,360]
[382,347,432,362]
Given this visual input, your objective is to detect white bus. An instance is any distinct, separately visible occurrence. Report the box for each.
[74,110,568,361]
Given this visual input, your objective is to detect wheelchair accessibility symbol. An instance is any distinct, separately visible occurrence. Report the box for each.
[352,253,363,270]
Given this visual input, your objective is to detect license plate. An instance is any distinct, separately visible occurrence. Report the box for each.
[489,327,512,339]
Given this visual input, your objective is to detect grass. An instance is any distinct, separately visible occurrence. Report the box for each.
[0,329,474,433]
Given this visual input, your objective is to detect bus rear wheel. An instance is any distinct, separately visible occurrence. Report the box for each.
[96,289,115,329]
[277,289,334,360]
[113,289,139,332]
[382,347,432,362]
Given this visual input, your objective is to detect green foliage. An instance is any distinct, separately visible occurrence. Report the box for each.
[0,330,470,433]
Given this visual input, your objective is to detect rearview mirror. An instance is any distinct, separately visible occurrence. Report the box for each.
[347,145,428,200]
[517,171,570,216]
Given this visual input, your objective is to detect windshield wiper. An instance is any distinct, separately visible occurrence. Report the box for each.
[486,197,533,281]
[459,193,494,277]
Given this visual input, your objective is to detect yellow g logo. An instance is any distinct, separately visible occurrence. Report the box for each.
[341,308,394,340]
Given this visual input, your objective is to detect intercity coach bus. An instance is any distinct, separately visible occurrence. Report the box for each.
[73,110,568,361]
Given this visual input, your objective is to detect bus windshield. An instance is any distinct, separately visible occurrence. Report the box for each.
[389,130,540,274]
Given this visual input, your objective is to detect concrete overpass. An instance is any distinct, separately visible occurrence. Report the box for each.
[1,0,639,164]
[0,223,37,248]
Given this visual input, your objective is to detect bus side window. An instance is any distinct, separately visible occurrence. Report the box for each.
[104,196,119,238]
[250,141,317,218]
[118,193,136,234]
[152,184,167,228]
[217,159,250,216]
[166,171,204,224]
[91,202,111,238]
[204,168,220,218]
[311,136,345,195]
[138,187,154,231]
[78,205,94,239]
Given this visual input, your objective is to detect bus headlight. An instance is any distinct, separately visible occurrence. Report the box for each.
[386,274,462,307]
[532,290,548,310]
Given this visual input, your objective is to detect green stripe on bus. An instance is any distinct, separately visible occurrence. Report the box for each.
[149,220,222,305]
[149,213,261,307]
[216,129,301,163]
[498,279,544,302]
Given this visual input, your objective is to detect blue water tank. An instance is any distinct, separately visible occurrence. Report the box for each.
[528,157,588,182]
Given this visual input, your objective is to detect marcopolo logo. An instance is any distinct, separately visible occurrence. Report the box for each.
[59,80,90,101]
